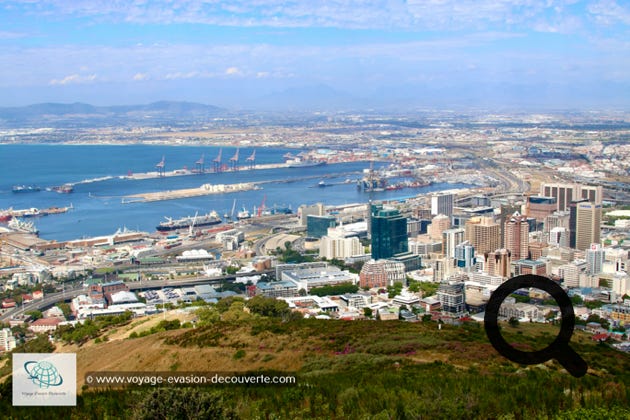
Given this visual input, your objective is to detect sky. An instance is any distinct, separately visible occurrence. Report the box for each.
[1,0,629,110]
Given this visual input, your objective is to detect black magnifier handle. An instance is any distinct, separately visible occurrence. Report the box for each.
[555,346,588,378]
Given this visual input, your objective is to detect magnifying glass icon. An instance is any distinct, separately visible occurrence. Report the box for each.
[484,274,588,378]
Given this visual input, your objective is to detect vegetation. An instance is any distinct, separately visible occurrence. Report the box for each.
[310,283,358,297]
[408,280,439,297]
[55,312,133,345]
[2,310,630,419]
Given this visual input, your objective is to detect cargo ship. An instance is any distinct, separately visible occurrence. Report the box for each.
[8,218,39,235]
[156,211,221,232]
[285,158,327,168]
[50,184,74,194]
[12,185,41,193]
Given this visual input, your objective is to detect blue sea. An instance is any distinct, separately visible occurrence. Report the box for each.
[0,144,469,240]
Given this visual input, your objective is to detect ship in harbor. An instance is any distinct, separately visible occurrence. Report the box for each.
[285,158,327,168]
[156,211,221,232]
[8,217,39,235]
[50,184,74,194]
[12,185,41,193]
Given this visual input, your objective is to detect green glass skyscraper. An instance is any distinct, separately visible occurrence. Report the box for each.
[370,204,408,259]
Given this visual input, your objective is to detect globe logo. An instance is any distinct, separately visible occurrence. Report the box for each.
[24,361,64,388]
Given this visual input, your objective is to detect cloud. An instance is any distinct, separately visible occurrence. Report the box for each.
[49,73,97,85]
[0,31,28,39]
[1,0,609,33]
[587,0,630,26]
[133,72,148,81]
[225,66,242,76]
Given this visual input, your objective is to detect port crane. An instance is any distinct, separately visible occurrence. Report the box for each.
[246,150,256,169]
[229,148,239,171]
[155,156,165,176]
[195,153,205,173]
[213,148,222,172]
[257,195,267,217]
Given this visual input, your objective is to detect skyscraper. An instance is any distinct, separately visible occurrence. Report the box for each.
[455,240,475,271]
[585,243,605,275]
[540,183,603,212]
[464,216,501,255]
[575,203,602,251]
[504,212,530,261]
[484,249,512,278]
[428,214,451,240]
[370,204,408,260]
[431,193,454,216]
[442,227,465,258]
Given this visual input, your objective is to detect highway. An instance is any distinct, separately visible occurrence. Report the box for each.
[0,271,272,322]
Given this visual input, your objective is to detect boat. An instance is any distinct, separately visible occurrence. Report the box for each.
[8,218,39,235]
[236,207,251,220]
[51,184,74,194]
[156,211,221,232]
[12,185,41,193]
[286,158,327,168]
[0,208,13,223]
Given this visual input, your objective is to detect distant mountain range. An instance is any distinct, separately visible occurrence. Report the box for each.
[0,101,225,127]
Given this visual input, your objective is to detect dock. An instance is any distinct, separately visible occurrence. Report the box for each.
[122,182,261,203]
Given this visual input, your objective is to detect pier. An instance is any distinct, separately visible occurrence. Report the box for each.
[122,182,261,203]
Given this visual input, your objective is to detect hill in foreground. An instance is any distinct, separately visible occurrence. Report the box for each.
[2,316,630,419]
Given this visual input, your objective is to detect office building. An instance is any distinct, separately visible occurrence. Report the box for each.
[298,203,325,226]
[437,282,466,316]
[431,193,455,216]
[526,196,557,222]
[575,202,602,252]
[586,243,605,275]
[307,215,336,238]
[442,228,465,258]
[319,235,363,260]
[454,241,475,270]
[428,214,451,241]
[540,183,603,212]
[484,249,512,278]
[465,216,501,255]
[549,227,568,248]
[504,212,530,261]
[371,204,408,260]
[359,259,406,288]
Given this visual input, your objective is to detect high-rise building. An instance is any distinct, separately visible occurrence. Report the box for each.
[437,282,466,316]
[540,183,603,211]
[575,202,602,251]
[504,212,530,261]
[585,243,605,275]
[427,214,451,240]
[526,196,557,221]
[370,204,408,260]
[298,203,325,226]
[549,226,569,248]
[484,249,512,278]
[568,199,589,248]
[442,228,465,258]
[544,211,570,236]
[465,216,501,255]
[454,241,475,270]
[319,235,363,260]
[431,193,454,216]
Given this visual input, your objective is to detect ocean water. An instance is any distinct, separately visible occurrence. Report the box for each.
[0,144,468,240]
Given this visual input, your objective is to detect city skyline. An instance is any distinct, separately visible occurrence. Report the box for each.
[1,0,629,109]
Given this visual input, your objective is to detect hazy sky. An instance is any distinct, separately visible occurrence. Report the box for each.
[1,0,629,109]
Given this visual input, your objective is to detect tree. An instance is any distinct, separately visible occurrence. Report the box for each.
[363,307,373,318]
[571,295,584,305]
[508,317,520,327]
[246,295,290,318]
[26,310,43,320]
[133,388,234,420]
